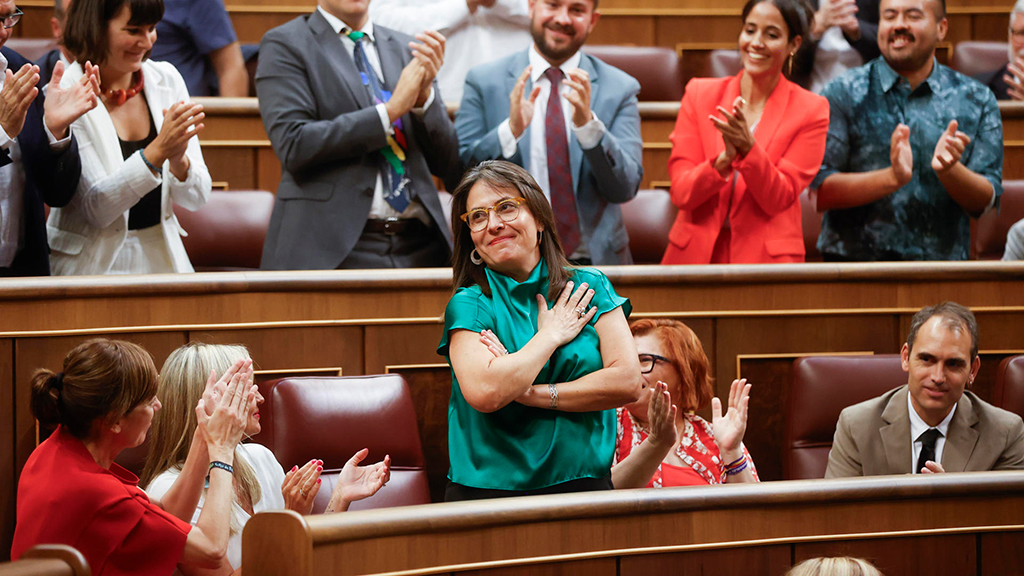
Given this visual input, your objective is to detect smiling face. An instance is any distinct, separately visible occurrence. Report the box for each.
[0,0,17,49]
[901,315,979,427]
[465,181,543,281]
[1010,12,1024,62]
[878,0,946,76]
[739,1,801,80]
[104,4,155,76]
[528,0,599,66]
[245,386,264,436]
[115,394,161,449]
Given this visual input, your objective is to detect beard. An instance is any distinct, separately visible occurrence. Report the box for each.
[530,19,587,63]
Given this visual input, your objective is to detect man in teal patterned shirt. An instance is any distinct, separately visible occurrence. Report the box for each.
[812,0,1003,261]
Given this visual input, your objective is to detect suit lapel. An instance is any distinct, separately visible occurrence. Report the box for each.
[568,54,599,194]
[880,386,913,474]
[507,52,531,171]
[752,73,792,153]
[374,26,404,93]
[309,11,373,110]
[941,394,980,472]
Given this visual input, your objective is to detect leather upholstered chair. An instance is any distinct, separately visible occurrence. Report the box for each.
[267,375,431,512]
[972,180,1024,259]
[784,354,907,479]
[994,355,1024,420]
[621,189,677,264]
[4,39,59,63]
[173,190,274,271]
[950,41,1008,78]
[800,189,822,262]
[709,49,743,78]
[582,45,684,101]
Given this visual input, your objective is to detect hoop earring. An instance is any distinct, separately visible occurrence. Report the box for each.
[470,249,483,266]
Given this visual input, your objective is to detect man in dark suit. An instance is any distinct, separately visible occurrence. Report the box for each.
[454,0,643,265]
[256,0,461,270]
[826,302,1024,478]
[1,0,96,277]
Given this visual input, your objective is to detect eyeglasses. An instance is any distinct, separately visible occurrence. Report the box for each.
[460,197,526,232]
[638,353,670,374]
[2,9,22,29]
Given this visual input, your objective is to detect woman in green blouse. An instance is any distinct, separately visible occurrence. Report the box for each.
[438,161,642,501]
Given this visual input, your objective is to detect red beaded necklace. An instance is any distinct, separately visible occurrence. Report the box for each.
[102,70,145,106]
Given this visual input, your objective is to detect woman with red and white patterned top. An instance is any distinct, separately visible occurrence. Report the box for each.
[611,319,758,488]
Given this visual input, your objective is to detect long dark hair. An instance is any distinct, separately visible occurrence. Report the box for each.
[741,0,812,41]
[63,0,164,65]
[450,161,573,302]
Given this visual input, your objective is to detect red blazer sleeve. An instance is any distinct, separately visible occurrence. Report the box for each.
[668,80,733,211]
[733,91,830,218]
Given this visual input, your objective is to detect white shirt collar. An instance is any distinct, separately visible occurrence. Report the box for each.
[528,45,582,84]
[908,390,956,441]
[317,7,375,41]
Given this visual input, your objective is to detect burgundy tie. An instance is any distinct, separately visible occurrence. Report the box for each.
[544,67,581,256]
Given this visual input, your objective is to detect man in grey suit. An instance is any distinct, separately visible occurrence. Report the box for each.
[256,0,462,270]
[454,0,642,265]
[826,302,1024,478]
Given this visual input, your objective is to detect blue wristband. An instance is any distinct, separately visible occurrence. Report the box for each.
[208,460,233,475]
[139,149,162,176]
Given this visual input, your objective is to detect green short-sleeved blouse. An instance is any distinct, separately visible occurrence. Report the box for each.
[437,258,631,490]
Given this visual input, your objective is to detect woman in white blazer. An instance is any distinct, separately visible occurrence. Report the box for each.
[48,0,210,275]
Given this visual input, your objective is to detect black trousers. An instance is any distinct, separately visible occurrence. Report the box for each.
[337,219,450,269]
[444,474,614,502]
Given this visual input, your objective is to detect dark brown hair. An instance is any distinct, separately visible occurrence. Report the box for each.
[630,318,714,412]
[450,160,573,302]
[63,0,163,65]
[741,0,812,41]
[30,339,159,439]
[906,301,978,360]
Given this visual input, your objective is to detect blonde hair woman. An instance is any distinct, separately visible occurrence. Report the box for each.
[142,342,390,575]
[787,557,884,576]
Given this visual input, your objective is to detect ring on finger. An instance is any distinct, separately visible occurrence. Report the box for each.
[575,307,586,319]
[300,490,307,497]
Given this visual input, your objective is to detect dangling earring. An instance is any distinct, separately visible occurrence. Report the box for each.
[787,51,795,77]
[470,249,483,265]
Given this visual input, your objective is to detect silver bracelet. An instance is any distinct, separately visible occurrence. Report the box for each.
[548,383,558,409]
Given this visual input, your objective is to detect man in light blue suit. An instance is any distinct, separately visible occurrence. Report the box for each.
[455,0,642,265]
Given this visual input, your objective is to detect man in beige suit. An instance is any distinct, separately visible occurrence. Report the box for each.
[826,302,1024,478]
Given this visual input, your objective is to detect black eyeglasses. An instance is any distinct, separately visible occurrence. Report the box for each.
[638,353,670,374]
[2,8,22,29]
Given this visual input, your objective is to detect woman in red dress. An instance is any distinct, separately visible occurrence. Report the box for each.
[12,339,253,575]
[662,0,829,264]
[611,319,759,487]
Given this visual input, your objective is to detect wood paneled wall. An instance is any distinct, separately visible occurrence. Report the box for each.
[2,264,1024,557]
[241,471,1024,576]
[190,99,1024,193]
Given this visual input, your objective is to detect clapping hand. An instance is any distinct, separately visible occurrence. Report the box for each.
[0,64,39,138]
[710,96,755,156]
[890,123,913,187]
[711,378,750,456]
[282,459,324,515]
[1004,58,1024,101]
[646,381,679,449]
[563,69,593,128]
[509,66,541,139]
[195,360,254,462]
[931,119,971,173]
[43,60,100,140]
[409,30,445,107]
[386,58,427,122]
[536,281,597,348]
[333,448,391,510]
[146,101,205,181]
[813,0,859,39]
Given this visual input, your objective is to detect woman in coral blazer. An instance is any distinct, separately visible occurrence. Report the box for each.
[663,0,829,264]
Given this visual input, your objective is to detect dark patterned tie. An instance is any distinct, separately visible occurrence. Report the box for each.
[915,428,941,474]
[543,67,580,256]
[346,29,410,213]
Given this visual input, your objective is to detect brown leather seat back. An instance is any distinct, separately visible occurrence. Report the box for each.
[785,355,906,479]
[951,41,1008,78]
[173,190,274,270]
[582,45,684,101]
[270,375,430,512]
[994,355,1024,420]
[709,49,743,78]
[5,39,59,62]
[801,189,822,262]
[972,181,1024,259]
[621,189,677,264]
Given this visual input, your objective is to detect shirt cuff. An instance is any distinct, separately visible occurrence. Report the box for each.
[44,122,73,152]
[572,112,605,150]
[375,103,394,135]
[0,125,11,151]
[412,87,435,117]
[498,119,519,159]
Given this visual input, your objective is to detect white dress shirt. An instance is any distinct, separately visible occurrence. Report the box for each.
[318,7,433,223]
[908,391,956,472]
[369,0,532,105]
